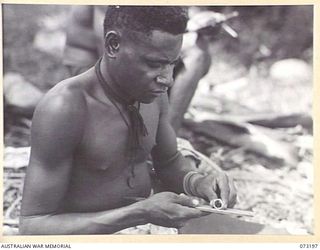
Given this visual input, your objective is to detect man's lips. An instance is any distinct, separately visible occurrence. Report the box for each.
[151,90,166,94]
[151,88,168,94]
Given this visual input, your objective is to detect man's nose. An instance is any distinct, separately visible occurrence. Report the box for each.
[156,65,174,87]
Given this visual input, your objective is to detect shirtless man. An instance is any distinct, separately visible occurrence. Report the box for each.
[19,6,237,235]
[63,5,213,132]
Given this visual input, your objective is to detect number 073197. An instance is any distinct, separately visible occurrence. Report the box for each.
[299,244,319,248]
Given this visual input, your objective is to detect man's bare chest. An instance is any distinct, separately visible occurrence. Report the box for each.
[76,98,160,171]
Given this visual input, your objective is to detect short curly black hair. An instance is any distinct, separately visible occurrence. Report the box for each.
[103,6,188,37]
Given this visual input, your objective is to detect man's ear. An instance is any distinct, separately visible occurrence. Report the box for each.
[105,31,121,58]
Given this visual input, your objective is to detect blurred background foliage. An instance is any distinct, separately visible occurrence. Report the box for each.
[3,5,313,90]
[210,6,313,64]
[3,4,70,91]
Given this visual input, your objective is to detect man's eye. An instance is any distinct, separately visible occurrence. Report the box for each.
[171,61,179,66]
[172,58,181,66]
[147,61,162,68]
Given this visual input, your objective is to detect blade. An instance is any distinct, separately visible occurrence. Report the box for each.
[196,205,254,217]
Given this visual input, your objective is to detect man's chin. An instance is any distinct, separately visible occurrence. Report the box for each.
[140,98,157,104]
[139,95,158,104]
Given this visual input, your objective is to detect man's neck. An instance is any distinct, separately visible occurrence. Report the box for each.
[99,57,135,105]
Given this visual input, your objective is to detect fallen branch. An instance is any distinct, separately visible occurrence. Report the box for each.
[184,119,299,167]
[3,218,19,227]
[188,100,312,130]
[4,172,26,179]
[5,196,22,219]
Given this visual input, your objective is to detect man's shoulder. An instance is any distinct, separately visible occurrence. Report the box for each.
[35,77,88,121]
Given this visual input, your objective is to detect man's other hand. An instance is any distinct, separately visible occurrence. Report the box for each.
[138,192,207,228]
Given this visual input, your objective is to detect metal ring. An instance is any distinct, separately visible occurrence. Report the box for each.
[210,198,224,210]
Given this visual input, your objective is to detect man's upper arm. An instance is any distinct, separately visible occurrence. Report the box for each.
[21,90,86,216]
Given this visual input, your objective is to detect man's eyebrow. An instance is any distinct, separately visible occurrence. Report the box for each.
[145,55,181,64]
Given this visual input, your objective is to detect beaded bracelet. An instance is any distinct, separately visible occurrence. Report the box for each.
[183,171,203,196]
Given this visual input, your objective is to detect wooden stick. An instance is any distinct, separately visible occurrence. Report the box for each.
[3,218,19,226]
[124,197,254,217]
[5,196,22,219]
[196,205,254,217]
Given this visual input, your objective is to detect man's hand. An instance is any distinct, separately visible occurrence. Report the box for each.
[187,11,226,34]
[138,192,207,228]
[186,10,238,51]
[189,171,237,209]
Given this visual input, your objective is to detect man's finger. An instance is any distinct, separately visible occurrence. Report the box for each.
[180,193,207,206]
[217,174,230,209]
[228,177,238,208]
[177,193,200,207]
[200,177,219,203]
[195,175,220,203]
[177,205,207,218]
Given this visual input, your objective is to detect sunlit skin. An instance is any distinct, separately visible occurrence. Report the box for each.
[19,28,236,235]
[102,29,183,104]
[19,30,201,234]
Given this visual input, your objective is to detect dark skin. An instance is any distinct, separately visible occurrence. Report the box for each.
[20,28,236,235]
[64,5,215,132]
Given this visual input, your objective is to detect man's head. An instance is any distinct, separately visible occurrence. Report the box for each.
[102,6,188,103]
[104,6,188,38]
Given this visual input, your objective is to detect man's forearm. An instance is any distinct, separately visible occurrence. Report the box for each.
[19,202,147,235]
[169,49,211,131]
[154,152,199,194]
